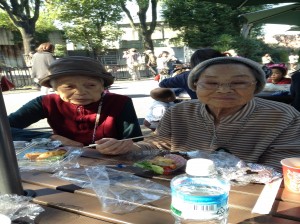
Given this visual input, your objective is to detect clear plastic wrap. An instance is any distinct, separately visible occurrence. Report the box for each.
[186,151,282,185]
[14,139,82,172]
[0,194,44,222]
[53,166,170,214]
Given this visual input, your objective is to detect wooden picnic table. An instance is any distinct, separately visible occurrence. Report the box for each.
[20,148,300,224]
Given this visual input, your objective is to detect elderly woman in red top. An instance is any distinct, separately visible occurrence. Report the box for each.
[267,63,291,84]
[9,56,142,155]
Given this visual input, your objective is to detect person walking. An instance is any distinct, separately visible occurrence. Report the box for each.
[144,50,157,76]
[157,51,171,82]
[31,42,55,94]
[123,48,141,81]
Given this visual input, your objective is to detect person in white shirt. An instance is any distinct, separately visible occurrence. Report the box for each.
[123,48,141,81]
[143,88,176,131]
[261,53,273,65]
[157,51,172,82]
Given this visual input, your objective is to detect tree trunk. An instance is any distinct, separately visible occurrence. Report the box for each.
[17,21,36,66]
[143,31,154,51]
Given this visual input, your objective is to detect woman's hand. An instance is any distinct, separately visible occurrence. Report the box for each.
[50,134,83,147]
[94,138,134,155]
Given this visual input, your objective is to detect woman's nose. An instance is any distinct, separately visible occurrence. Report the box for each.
[74,86,86,94]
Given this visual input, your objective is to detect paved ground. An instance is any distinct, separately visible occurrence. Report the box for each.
[2,78,160,134]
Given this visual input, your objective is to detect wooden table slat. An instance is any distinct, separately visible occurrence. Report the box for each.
[19,153,300,224]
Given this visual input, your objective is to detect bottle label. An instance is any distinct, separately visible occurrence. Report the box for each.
[171,190,228,220]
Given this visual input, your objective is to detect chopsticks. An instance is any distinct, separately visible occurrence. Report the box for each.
[271,144,300,150]
[83,134,153,148]
[16,142,38,155]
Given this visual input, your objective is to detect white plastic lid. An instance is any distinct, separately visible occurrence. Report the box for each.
[185,158,216,176]
[0,214,11,224]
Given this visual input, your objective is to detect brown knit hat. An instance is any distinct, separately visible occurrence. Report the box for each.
[39,56,115,87]
[188,56,266,94]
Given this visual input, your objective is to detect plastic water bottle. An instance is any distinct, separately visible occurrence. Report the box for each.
[170,158,230,224]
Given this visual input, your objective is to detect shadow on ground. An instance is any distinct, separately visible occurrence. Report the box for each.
[126,94,149,98]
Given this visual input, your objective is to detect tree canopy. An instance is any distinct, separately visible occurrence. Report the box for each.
[0,0,41,57]
[47,0,123,57]
[161,1,264,49]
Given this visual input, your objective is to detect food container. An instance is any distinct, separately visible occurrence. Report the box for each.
[16,144,82,172]
[134,154,187,175]
[281,157,300,193]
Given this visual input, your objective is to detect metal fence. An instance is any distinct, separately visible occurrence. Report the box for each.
[0,64,153,89]
[1,67,34,88]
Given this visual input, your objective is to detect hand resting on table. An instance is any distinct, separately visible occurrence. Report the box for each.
[94,138,135,155]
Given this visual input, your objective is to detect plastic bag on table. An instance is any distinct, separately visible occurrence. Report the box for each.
[0,194,44,222]
[53,167,93,189]
[15,139,82,172]
[186,150,282,185]
[54,165,170,214]
[14,138,62,152]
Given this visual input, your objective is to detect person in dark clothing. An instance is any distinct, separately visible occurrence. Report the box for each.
[11,127,52,141]
[159,48,226,99]
[9,56,142,155]
[290,70,300,111]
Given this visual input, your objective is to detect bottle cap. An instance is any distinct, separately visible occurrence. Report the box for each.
[0,214,11,224]
[185,158,216,176]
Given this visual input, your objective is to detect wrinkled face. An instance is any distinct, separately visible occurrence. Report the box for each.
[51,75,105,105]
[270,68,284,82]
[195,64,257,110]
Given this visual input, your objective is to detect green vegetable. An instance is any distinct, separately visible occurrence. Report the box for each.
[134,161,164,174]
[43,155,65,162]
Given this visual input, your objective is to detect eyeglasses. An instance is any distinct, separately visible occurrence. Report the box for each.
[196,81,257,90]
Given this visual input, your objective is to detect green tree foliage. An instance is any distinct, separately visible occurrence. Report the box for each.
[0,10,23,45]
[47,0,123,58]
[0,9,60,50]
[0,0,41,56]
[161,1,264,49]
[0,10,15,29]
[35,10,59,45]
[54,44,67,58]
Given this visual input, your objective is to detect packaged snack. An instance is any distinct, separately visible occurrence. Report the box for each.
[15,139,82,172]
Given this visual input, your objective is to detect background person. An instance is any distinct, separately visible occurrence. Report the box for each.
[144,50,157,75]
[143,88,176,131]
[261,53,273,65]
[123,48,141,81]
[31,42,55,94]
[9,56,143,154]
[159,48,226,99]
[290,69,300,111]
[157,51,171,82]
[266,63,291,84]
